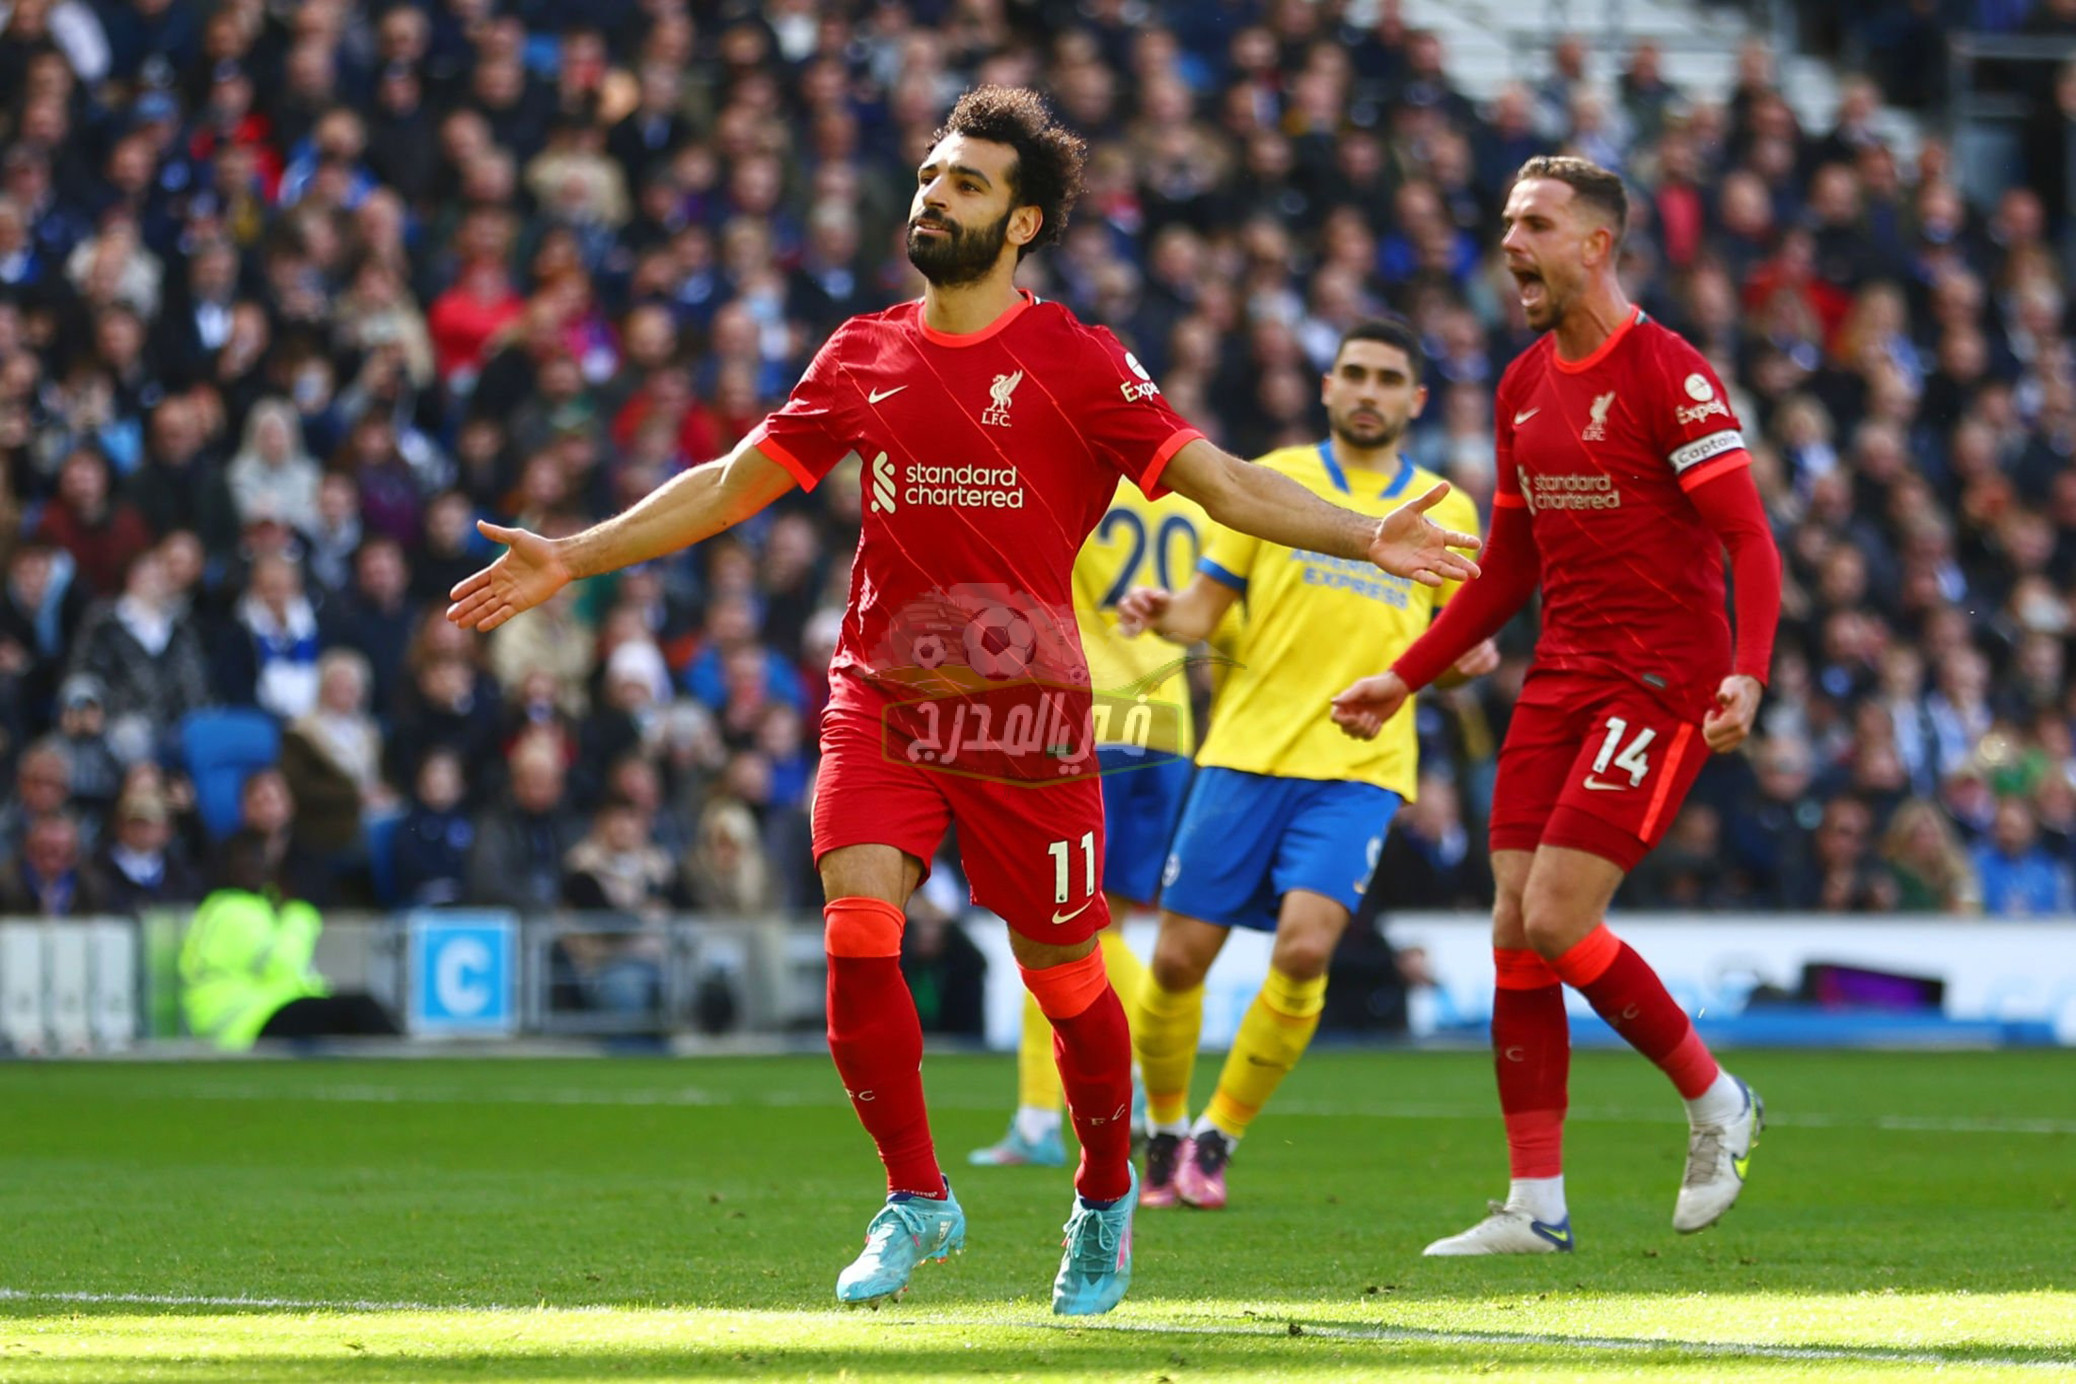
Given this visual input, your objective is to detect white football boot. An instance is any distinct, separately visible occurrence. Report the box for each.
[1673,1077,1764,1233]
[1422,1201,1574,1256]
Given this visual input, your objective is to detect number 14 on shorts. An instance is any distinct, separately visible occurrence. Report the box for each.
[1585,717,1655,791]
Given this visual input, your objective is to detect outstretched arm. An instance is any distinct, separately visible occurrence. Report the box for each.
[447,441,797,632]
[1114,573,1240,642]
[1329,503,1538,741]
[1159,438,1481,588]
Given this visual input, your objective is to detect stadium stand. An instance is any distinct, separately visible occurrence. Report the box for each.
[0,0,2073,931]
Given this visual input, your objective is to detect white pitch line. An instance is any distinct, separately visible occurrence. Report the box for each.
[153,1083,2076,1136]
[2,1289,2066,1372]
[0,1288,460,1313]
[997,1316,2076,1372]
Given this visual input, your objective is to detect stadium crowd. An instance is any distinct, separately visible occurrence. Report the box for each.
[0,0,2072,930]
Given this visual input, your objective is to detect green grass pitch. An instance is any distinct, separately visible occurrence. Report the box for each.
[1,1049,2072,1381]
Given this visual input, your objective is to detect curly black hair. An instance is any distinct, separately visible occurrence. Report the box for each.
[932,86,1088,260]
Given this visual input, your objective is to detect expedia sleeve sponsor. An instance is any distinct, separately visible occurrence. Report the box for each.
[1667,430,1745,475]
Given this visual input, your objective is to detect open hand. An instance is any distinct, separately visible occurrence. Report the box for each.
[1368,482,1483,588]
[1702,674,1763,753]
[446,521,572,632]
[1330,670,1411,740]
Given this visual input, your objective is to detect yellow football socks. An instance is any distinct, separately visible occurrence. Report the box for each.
[1016,990,1061,1111]
[1132,975,1204,1129]
[1204,966,1326,1141]
[1096,927,1150,1024]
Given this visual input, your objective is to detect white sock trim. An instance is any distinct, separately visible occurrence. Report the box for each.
[1014,1105,1063,1143]
[1685,1070,1745,1128]
[1507,1175,1567,1225]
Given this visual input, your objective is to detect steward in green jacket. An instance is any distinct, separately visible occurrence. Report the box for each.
[180,831,328,1048]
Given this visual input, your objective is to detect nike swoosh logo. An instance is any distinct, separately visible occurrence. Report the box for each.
[1052,898,1096,925]
[868,386,907,404]
[1582,776,1628,791]
[1733,1153,1751,1181]
[1514,408,1540,425]
[1536,1222,1573,1247]
[1244,1055,1287,1069]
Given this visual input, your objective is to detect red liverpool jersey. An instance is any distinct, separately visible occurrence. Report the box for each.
[1493,307,1749,710]
[747,291,1202,708]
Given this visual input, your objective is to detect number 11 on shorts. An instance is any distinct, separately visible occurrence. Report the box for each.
[1049,830,1096,905]
[1591,716,1656,788]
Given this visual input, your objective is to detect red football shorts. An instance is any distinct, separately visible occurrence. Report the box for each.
[811,684,1111,944]
[1489,671,1710,872]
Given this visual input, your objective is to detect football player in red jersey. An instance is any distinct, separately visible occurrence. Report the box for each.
[1333,156,1783,1254]
[448,87,1481,1312]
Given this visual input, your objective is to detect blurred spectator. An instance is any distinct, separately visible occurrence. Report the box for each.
[320,537,418,713]
[683,798,772,915]
[224,399,321,536]
[90,785,202,911]
[1973,798,2074,917]
[64,546,212,752]
[0,738,80,857]
[32,448,152,598]
[52,673,122,816]
[1881,797,1983,913]
[0,543,90,743]
[393,749,473,907]
[281,648,390,853]
[1369,773,1481,909]
[489,582,594,713]
[1797,796,1900,913]
[0,810,107,915]
[465,733,582,910]
[385,616,501,791]
[562,794,678,919]
[228,765,329,907]
[901,903,987,1037]
[223,552,321,719]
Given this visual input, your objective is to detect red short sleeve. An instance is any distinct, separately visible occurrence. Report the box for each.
[1063,325,1203,499]
[745,325,863,492]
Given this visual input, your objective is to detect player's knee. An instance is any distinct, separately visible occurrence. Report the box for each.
[1149,943,1206,994]
[1270,933,1334,982]
[1491,892,1529,950]
[1519,900,1578,960]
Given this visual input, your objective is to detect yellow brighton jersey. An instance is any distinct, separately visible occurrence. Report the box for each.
[1194,443,1480,797]
[1074,483,1225,756]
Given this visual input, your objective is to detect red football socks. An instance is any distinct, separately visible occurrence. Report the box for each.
[1023,949,1134,1203]
[824,897,943,1198]
[1554,924,1720,1100]
[1493,948,1569,1179]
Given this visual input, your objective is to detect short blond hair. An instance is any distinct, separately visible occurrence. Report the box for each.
[1517,155,1629,242]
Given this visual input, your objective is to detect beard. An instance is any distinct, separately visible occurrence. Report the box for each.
[906,207,1014,287]
[1330,409,1406,451]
